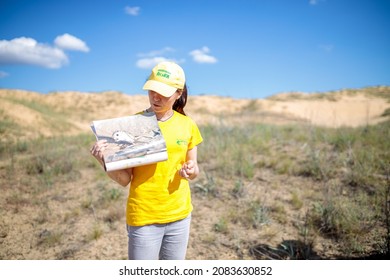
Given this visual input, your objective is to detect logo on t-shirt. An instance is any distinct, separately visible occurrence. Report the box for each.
[176,139,188,146]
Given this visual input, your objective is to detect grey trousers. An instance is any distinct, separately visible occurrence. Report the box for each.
[126,214,191,260]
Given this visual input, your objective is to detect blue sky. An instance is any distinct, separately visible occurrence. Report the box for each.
[0,0,389,99]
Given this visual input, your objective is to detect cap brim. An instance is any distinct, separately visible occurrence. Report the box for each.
[143,80,177,97]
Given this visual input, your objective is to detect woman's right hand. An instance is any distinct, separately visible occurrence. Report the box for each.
[90,140,132,186]
[90,140,108,164]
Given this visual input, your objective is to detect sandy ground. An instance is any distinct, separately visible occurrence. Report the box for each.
[0,87,389,260]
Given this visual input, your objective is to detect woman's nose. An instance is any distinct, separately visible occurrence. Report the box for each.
[152,91,161,101]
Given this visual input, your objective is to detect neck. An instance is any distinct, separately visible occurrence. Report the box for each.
[148,108,174,122]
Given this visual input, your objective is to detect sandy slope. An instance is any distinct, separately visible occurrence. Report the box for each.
[1,87,389,141]
[261,95,388,127]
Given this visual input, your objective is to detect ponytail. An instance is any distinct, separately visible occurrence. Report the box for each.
[173,84,188,116]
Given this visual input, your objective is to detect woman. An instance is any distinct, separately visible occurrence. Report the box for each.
[90,61,203,260]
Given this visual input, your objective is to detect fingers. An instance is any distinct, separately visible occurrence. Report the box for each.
[90,140,107,158]
[185,160,194,169]
[179,168,189,179]
[179,160,195,179]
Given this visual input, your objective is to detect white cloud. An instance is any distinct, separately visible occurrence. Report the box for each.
[189,46,217,64]
[0,37,68,69]
[0,35,89,69]
[136,57,170,69]
[54,33,90,52]
[125,6,140,16]
[135,47,184,69]
[0,71,8,78]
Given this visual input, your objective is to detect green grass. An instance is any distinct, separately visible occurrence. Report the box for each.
[1,115,389,259]
[199,119,390,257]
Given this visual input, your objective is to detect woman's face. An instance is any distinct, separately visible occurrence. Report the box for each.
[148,90,181,114]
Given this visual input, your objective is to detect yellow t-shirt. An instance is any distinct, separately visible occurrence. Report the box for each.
[126,111,203,226]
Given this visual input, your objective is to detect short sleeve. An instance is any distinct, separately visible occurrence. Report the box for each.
[188,119,203,150]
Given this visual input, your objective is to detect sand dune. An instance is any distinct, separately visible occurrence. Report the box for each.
[1,87,389,140]
[259,95,388,127]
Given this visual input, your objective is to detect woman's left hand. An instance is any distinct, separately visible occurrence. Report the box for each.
[179,160,197,180]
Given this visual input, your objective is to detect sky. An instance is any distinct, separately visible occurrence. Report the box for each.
[0,0,389,99]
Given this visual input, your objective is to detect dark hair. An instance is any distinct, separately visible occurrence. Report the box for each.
[173,84,187,116]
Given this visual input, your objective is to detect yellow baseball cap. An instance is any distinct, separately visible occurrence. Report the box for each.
[143,61,185,97]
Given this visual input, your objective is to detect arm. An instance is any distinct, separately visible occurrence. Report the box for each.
[106,168,133,187]
[179,146,200,180]
[90,140,132,187]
